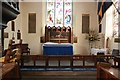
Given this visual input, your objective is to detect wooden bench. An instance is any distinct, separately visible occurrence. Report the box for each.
[97,62,120,80]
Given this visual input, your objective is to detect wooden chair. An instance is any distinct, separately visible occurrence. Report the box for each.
[17,39,30,55]
[97,52,106,62]
[21,44,30,55]
[112,49,119,56]
[3,39,22,64]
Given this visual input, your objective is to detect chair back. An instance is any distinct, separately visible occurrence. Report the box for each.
[112,49,119,56]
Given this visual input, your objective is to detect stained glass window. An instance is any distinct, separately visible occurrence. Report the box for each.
[47,0,55,27]
[46,0,72,27]
[113,0,119,37]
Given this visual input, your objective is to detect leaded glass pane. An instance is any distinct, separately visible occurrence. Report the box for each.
[55,0,63,27]
[47,0,55,27]
[64,0,72,27]
[46,0,72,27]
[113,0,119,37]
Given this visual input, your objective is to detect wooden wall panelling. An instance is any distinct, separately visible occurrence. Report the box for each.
[28,13,36,33]
[82,14,89,33]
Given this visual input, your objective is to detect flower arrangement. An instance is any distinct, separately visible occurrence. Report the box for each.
[85,30,100,42]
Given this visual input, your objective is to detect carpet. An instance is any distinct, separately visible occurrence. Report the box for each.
[21,68,96,80]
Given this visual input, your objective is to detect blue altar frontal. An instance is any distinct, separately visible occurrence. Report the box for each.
[43,43,73,55]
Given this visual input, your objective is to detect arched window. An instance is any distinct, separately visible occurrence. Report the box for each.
[46,0,72,27]
[113,0,119,37]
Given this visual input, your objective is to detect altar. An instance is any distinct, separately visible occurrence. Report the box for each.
[43,42,73,55]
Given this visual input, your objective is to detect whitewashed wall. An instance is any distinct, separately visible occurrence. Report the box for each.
[4,2,98,55]
[101,5,119,54]
[73,2,98,55]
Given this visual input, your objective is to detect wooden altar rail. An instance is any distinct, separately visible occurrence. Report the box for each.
[20,55,116,68]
